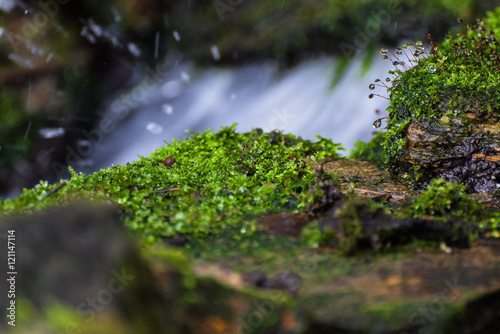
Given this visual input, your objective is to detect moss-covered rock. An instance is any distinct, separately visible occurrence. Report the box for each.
[369,7,500,192]
[1,125,500,332]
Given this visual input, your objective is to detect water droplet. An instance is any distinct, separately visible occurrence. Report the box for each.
[380,48,388,55]
[180,72,190,82]
[374,79,381,82]
[146,122,163,134]
[39,128,65,139]
[111,6,122,22]
[382,55,389,60]
[210,45,220,61]
[369,84,375,90]
[427,64,437,73]
[80,26,96,44]
[373,119,382,128]
[240,228,246,234]
[385,78,391,82]
[392,61,400,66]
[162,104,174,115]
[173,30,181,42]
[8,54,34,69]
[490,54,498,60]
[395,48,403,55]
[76,139,92,152]
[88,18,103,37]
[402,44,408,49]
[465,49,471,55]
[368,94,374,99]
[127,43,141,57]
[161,80,183,99]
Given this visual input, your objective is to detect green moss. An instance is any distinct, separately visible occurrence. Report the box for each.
[406,179,481,221]
[370,8,500,188]
[300,220,336,249]
[349,132,388,167]
[0,124,343,244]
[404,179,500,238]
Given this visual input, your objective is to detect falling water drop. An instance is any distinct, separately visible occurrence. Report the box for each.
[127,43,141,57]
[173,31,181,42]
[427,64,437,73]
[8,54,34,69]
[380,48,388,55]
[368,94,374,99]
[180,72,190,82]
[369,84,375,90]
[162,104,174,115]
[88,18,103,37]
[385,78,391,82]
[146,122,163,134]
[39,128,65,139]
[111,6,122,22]
[161,80,183,99]
[81,26,96,44]
[395,48,403,55]
[210,45,220,61]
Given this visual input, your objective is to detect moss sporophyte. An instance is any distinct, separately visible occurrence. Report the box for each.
[369,8,500,193]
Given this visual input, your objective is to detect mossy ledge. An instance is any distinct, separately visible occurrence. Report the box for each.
[2,125,500,332]
[370,7,500,193]
[0,124,344,244]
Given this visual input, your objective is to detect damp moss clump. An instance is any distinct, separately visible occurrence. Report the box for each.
[0,124,343,243]
[371,8,500,192]
[349,132,388,167]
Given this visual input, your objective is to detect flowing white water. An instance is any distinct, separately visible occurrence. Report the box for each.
[79,52,394,174]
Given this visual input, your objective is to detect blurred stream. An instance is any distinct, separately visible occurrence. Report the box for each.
[79,52,394,175]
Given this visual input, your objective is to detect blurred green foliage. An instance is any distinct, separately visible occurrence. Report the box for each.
[349,132,388,167]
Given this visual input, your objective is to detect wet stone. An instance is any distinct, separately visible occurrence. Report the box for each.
[397,114,500,192]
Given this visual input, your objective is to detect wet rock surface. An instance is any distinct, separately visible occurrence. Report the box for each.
[398,115,500,193]
[0,201,178,333]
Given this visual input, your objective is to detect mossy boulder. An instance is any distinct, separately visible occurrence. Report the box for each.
[374,8,500,193]
[1,125,500,332]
